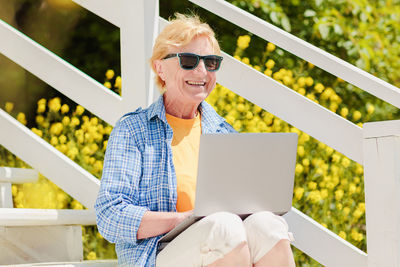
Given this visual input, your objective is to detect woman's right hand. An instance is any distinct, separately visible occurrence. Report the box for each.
[137,210,194,240]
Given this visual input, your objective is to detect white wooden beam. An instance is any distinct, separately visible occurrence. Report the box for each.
[0,19,123,126]
[363,120,400,267]
[189,0,400,110]
[0,208,96,226]
[119,0,148,113]
[219,53,363,164]
[0,109,100,209]
[284,208,367,267]
[0,167,38,183]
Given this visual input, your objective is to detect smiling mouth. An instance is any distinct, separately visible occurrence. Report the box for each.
[186,81,206,86]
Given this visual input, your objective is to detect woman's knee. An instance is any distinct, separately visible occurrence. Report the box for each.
[197,212,248,265]
[243,211,292,263]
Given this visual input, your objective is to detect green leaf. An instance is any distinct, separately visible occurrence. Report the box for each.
[304,9,316,17]
[318,24,330,40]
[270,12,279,24]
[281,16,291,32]
[334,24,343,35]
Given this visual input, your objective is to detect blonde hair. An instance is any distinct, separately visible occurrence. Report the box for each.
[150,13,221,92]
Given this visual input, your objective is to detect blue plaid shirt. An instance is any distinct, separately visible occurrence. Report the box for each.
[95,96,235,267]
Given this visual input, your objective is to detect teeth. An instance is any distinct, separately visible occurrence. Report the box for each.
[187,81,206,86]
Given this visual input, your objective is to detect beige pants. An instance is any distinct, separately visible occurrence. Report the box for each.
[156,211,294,267]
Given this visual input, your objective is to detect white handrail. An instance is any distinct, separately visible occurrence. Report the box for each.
[0,109,100,209]
[189,0,400,110]
[0,167,38,183]
[0,208,96,226]
[284,208,367,267]
[219,53,363,164]
[0,19,123,126]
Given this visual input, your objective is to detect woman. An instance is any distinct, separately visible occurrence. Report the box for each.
[95,13,295,267]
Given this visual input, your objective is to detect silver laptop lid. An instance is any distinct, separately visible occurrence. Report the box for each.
[194,133,298,216]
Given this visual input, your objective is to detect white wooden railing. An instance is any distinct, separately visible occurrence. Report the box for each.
[0,0,399,266]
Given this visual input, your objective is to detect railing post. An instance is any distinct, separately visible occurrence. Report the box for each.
[120,0,158,113]
[363,120,400,267]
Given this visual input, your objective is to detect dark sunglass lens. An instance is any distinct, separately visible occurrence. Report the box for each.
[179,54,198,69]
[204,56,221,71]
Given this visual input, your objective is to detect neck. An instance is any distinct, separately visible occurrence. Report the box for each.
[163,94,199,119]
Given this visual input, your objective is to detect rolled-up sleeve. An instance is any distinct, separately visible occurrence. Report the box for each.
[95,120,148,245]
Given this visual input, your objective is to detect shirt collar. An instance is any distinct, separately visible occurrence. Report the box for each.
[146,95,226,133]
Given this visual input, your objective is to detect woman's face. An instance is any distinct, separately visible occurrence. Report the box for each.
[155,35,218,106]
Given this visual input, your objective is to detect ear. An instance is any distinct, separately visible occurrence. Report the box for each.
[154,60,166,81]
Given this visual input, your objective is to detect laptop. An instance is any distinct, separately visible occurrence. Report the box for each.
[158,132,298,244]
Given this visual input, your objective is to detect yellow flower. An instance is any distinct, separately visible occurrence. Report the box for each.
[341,157,350,168]
[367,103,375,114]
[338,231,347,240]
[67,147,79,160]
[94,161,103,173]
[105,69,115,80]
[50,136,58,146]
[246,111,253,120]
[307,190,322,203]
[37,104,46,113]
[297,77,306,87]
[329,102,338,112]
[241,57,250,65]
[17,112,27,125]
[59,135,67,144]
[12,185,18,197]
[283,76,293,86]
[314,83,324,93]
[104,81,112,89]
[340,107,349,117]
[254,65,261,71]
[321,189,328,199]
[38,98,46,106]
[75,105,85,116]
[31,128,43,137]
[308,182,317,190]
[325,146,334,156]
[298,88,306,96]
[71,117,80,127]
[61,104,69,114]
[352,110,362,121]
[353,208,363,219]
[50,122,63,136]
[350,229,364,242]
[48,97,61,112]
[343,207,351,216]
[87,251,97,260]
[335,189,344,200]
[237,35,251,50]
[305,77,314,87]
[265,59,275,69]
[103,140,108,150]
[90,117,99,125]
[266,42,276,52]
[295,163,304,174]
[234,55,241,61]
[72,200,83,210]
[294,187,304,200]
[302,158,310,166]
[36,115,45,125]
[297,146,305,157]
[349,183,357,194]
[337,203,343,210]
[5,102,14,113]
[62,116,70,126]
[114,76,122,88]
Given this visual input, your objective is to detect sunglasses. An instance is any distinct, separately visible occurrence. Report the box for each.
[163,53,223,72]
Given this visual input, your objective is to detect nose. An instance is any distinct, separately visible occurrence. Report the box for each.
[194,59,207,74]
